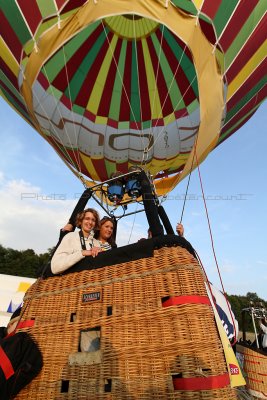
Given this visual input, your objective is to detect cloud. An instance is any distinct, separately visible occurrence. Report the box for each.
[219,222,231,232]
[0,173,76,253]
[256,260,267,267]
[0,173,147,254]
[219,259,238,274]
[116,220,147,246]
[191,211,202,217]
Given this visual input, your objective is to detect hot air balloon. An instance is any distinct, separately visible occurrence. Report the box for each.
[1,1,266,399]
[1,0,266,200]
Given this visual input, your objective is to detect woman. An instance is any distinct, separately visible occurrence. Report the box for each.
[51,208,101,275]
[94,217,117,251]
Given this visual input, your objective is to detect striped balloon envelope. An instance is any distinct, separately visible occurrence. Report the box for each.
[1,0,266,199]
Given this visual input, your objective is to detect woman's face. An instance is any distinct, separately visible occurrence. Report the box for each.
[81,211,96,235]
[100,220,114,241]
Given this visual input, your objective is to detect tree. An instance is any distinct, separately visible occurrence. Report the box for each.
[227,293,267,333]
[0,244,50,278]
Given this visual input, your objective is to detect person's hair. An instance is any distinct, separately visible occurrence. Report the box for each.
[75,208,100,230]
[94,216,116,247]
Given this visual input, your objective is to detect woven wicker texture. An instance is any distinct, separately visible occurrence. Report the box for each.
[236,344,267,397]
[15,246,238,399]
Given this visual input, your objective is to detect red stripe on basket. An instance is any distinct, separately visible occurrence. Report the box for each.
[243,353,266,360]
[247,377,265,384]
[17,320,35,329]
[173,373,230,390]
[0,346,15,379]
[244,359,260,365]
[162,296,210,307]
[245,368,267,376]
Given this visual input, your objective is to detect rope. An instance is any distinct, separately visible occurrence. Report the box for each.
[173,101,201,225]
[147,36,194,152]
[146,18,218,159]
[212,1,240,56]
[42,64,82,174]
[20,55,84,182]
[179,140,197,224]
[194,152,238,345]
[127,202,140,244]
[62,44,83,173]
[100,19,200,179]
[132,15,145,149]
[150,25,165,125]
[100,19,199,175]
[100,18,154,170]
[147,24,165,163]
[100,20,142,139]
[148,75,197,152]
[23,67,83,181]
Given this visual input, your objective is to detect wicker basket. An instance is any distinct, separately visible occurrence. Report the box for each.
[236,344,267,399]
[15,245,238,399]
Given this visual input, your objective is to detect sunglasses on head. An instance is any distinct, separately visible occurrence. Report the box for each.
[101,216,116,224]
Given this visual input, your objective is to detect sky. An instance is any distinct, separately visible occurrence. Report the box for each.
[0,96,266,300]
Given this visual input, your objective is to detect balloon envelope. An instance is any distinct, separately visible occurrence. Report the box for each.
[1,1,266,195]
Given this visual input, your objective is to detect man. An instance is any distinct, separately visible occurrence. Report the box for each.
[0,307,21,339]
[147,222,184,239]
[176,223,184,237]
[259,317,267,350]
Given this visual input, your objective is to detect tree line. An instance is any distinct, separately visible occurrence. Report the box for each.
[227,292,266,333]
[0,244,52,278]
[0,243,266,332]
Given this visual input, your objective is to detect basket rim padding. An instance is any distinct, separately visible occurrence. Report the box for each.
[43,234,196,278]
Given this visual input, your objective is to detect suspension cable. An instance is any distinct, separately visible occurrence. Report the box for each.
[22,62,83,181]
[132,15,144,144]
[127,202,140,244]
[147,37,190,151]
[148,75,197,152]
[100,20,142,138]
[194,151,238,344]
[62,44,83,173]
[148,24,165,156]
[42,64,82,174]
[179,155,194,224]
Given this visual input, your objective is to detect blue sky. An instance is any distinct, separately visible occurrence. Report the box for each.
[0,96,266,300]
